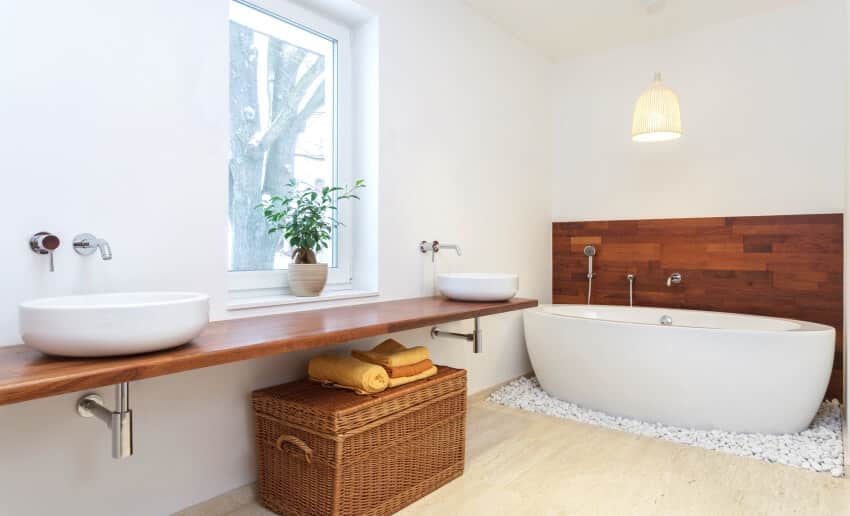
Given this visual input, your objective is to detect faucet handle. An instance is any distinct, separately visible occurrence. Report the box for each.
[30,232,60,253]
[30,232,60,272]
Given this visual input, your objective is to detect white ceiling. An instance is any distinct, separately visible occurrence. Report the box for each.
[461,0,803,61]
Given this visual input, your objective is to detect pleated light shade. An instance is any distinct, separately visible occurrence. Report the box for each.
[631,73,682,142]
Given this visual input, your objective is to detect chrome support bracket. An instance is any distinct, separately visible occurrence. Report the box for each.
[430,317,483,353]
[77,382,133,459]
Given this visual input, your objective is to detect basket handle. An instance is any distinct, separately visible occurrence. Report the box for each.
[275,434,313,464]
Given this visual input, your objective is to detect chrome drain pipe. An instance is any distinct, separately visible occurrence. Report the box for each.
[431,317,483,353]
[77,382,133,459]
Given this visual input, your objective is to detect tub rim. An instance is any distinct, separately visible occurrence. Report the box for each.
[530,304,835,334]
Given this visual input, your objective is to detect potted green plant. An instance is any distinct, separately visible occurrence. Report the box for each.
[259,178,365,297]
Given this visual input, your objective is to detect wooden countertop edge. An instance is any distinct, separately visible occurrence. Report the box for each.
[0,296,538,406]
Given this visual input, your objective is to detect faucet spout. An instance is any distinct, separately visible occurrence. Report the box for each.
[419,240,462,262]
[428,241,462,256]
[98,239,112,260]
[667,272,682,287]
[439,243,462,256]
[73,233,113,261]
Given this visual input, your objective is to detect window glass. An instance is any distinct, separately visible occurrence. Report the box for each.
[228,0,336,272]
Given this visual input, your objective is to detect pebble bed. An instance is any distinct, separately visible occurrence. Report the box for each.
[487,377,845,477]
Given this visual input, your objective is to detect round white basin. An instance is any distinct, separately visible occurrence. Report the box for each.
[19,292,210,357]
[437,273,518,302]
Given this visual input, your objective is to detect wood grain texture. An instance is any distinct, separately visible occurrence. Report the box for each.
[553,214,843,401]
[0,296,537,406]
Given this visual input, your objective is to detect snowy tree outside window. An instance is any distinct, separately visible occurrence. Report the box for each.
[228,0,337,273]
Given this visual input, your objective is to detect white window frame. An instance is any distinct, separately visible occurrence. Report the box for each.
[227,0,354,300]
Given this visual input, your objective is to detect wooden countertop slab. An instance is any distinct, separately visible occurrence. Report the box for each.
[0,296,537,406]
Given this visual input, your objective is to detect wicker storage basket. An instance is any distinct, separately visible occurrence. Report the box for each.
[252,366,467,516]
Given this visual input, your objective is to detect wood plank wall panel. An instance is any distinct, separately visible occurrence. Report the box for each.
[553,214,844,401]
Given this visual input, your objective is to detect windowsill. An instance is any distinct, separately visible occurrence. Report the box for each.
[226,288,379,311]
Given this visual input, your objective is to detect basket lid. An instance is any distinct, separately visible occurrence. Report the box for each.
[252,366,466,434]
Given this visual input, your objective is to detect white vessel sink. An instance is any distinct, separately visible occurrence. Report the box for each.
[437,273,518,302]
[19,292,210,357]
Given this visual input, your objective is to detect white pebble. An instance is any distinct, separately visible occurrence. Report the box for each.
[487,377,844,477]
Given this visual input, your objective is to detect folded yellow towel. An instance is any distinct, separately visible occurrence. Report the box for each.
[387,365,438,388]
[384,359,434,379]
[352,339,430,368]
[308,354,389,395]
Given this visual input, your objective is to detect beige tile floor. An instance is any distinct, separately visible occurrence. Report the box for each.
[179,393,850,516]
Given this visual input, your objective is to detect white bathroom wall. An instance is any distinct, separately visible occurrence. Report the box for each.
[551,0,847,221]
[0,1,551,514]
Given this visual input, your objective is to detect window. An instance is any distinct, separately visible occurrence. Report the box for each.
[228,0,351,295]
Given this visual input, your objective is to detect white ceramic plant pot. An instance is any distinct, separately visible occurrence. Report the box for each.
[288,263,328,297]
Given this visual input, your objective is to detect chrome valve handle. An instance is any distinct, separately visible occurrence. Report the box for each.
[30,232,60,272]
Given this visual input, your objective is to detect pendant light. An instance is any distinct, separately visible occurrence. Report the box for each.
[631,72,682,142]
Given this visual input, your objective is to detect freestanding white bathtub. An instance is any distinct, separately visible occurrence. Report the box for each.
[524,305,835,434]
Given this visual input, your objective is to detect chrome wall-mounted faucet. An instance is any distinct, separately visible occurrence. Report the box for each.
[30,231,61,272]
[74,233,112,260]
[667,272,682,287]
[420,240,462,262]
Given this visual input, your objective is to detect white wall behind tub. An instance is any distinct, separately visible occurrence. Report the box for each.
[551,0,847,221]
[0,1,552,514]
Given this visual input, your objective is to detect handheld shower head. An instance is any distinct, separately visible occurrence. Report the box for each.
[583,245,597,281]
[583,245,597,304]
